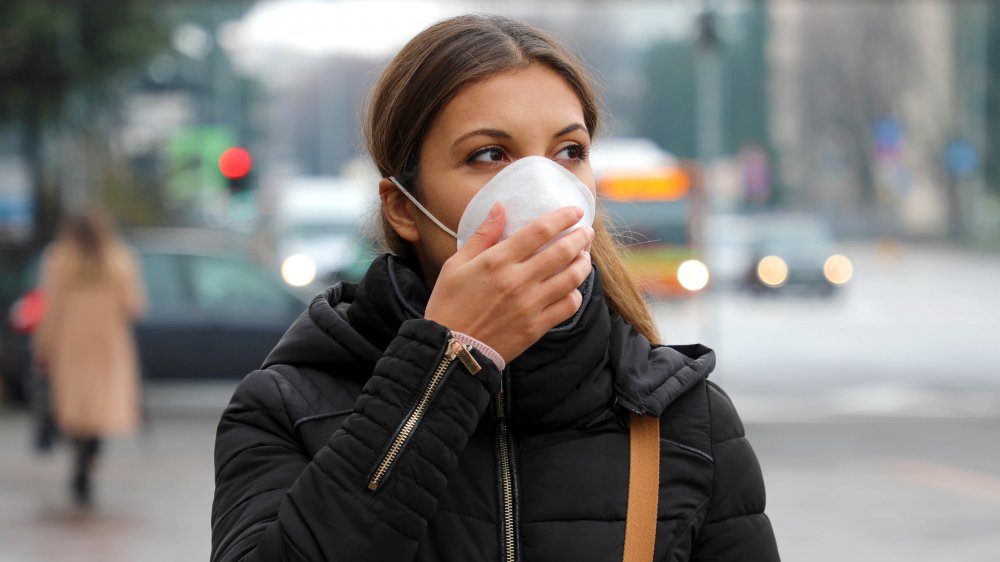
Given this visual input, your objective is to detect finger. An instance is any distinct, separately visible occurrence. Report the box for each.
[501,206,584,262]
[526,225,594,282]
[538,285,585,328]
[457,203,505,259]
[536,250,593,304]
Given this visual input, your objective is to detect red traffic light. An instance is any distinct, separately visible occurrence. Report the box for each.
[219,147,252,179]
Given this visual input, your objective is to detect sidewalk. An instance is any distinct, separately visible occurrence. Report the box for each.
[0,413,217,562]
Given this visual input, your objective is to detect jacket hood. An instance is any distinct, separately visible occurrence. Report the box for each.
[262,254,715,419]
[609,327,716,417]
[261,281,382,377]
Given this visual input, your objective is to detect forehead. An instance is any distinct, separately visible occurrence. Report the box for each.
[432,64,587,137]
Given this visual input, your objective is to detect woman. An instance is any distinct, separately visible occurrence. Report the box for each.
[34,208,147,506]
[212,14,779,561]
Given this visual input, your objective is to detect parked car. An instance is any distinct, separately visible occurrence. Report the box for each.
[0,249,41,402]
[1,229,310,403]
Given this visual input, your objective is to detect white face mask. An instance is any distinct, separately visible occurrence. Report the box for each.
[388,156,596,250]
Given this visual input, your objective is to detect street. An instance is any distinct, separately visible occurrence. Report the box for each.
[1,242,998,561]
[2,402,997,561]
[652,241,1000,402]
[755,417,1000,561]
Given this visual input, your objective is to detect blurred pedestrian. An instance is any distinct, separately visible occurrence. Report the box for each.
[212,14,778,561]
[32,207,147,507]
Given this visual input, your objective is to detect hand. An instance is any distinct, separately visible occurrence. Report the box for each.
[424,203,594,363]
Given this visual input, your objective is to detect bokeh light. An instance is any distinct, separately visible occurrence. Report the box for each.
[677,259,710,292]
[280,254,317,287]
[823,254,854,285]
[756,255,789,287]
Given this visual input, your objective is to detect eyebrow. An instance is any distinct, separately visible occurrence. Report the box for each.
[451,123,589,149]
[451,128,512,148]
[553,123,587,138]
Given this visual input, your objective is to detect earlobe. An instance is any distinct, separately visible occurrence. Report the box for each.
[379,178,421,243]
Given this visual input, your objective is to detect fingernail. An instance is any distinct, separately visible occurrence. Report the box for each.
[581,250,591,262]
[487,203,502,222]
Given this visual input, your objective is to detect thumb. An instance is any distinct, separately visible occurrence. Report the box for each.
[459,203,505,257]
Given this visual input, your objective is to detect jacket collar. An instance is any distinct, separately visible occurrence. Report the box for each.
[503,261,611,431]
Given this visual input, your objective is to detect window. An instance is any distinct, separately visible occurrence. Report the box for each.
[188,255,294,313]
[140,253,189,311]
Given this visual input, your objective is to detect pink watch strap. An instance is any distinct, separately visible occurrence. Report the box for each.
[451,331,505,372]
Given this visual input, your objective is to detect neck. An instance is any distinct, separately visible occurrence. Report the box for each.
[410,247,440,289]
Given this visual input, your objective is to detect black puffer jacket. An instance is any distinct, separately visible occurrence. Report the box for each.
[211,255,779,561]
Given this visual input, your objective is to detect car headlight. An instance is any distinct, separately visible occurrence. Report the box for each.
[677,259,710,292]
[281,254,317,287]
[756,255,788,288]
[823,254,853,285]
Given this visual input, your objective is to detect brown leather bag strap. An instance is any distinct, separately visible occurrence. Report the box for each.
[623,412,661,562]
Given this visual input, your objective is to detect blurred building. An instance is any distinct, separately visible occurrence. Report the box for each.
[633,2,771,176]
[954,1,1000,245]
[768,0,998,243]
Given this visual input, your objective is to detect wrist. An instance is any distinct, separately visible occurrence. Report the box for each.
[450,331,506,372]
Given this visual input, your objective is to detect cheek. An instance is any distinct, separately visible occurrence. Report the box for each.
[573,166,596,196]
[420,174,474,224]
[426,228,457,260]
[448,191,479,226]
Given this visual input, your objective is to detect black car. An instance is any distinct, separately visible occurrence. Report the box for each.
[1,229,310,403]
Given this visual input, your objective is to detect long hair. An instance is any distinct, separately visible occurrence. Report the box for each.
[54,208,118,283]
[364,14,660,344]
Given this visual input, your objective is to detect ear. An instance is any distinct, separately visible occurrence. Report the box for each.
[379,178,421,243]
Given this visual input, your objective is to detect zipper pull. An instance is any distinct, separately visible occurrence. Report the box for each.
[447,338,482,375]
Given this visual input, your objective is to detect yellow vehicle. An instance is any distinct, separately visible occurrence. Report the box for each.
[592,139,707,297]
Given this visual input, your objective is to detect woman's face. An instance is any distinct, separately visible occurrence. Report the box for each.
[406,63,595,285]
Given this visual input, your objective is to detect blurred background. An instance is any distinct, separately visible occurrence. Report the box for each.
[1,0,998,560]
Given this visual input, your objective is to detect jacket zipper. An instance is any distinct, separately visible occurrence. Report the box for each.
[495,377,516,562]
[367,337,481,492]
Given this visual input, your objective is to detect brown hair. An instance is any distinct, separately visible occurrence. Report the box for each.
[54,207,119,282]
[364,14,660,344]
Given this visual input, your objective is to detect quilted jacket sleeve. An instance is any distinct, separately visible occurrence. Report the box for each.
[693,381,780,561]
[211,319,501,561]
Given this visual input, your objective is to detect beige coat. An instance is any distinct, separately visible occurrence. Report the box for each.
[34,242,147,437]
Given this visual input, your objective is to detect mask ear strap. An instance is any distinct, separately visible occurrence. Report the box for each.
[388,176,459,239]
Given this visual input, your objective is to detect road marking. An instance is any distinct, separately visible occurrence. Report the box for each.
[894,460,1000,505]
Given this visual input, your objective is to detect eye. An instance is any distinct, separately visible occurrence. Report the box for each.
[467,146,507,165]
[554,143,589,162]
